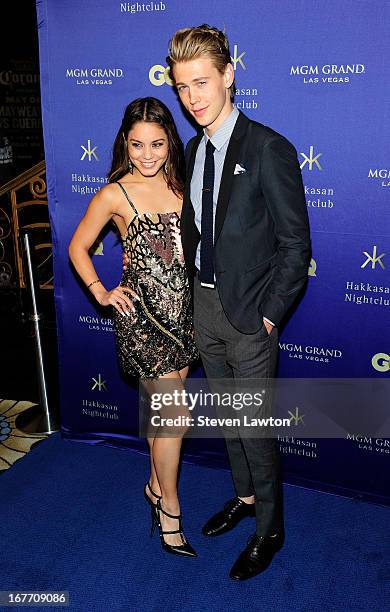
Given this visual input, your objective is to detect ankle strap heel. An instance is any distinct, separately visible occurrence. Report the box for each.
[145,482,162,504]
[144,482,162,538]
[155,499,197,558]
[156,499,183,538]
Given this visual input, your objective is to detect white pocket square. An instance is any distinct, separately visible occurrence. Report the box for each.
[234,163,247,175]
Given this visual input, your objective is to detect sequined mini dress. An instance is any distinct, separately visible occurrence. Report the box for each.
[113,182,198,378]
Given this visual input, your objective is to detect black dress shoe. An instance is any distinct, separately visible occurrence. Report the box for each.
[202,497,256,537]
[229,532,284,581]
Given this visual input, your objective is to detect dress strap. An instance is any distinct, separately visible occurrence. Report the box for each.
[116,182,139,217]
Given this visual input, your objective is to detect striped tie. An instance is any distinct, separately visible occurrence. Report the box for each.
[200,139,215,287]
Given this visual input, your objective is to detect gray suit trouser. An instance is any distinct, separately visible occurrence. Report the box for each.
[193,275,284,537]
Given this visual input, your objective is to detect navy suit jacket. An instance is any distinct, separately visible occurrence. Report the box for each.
[181,111,312,333]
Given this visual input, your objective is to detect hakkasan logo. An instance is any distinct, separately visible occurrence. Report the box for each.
[71,172,108,195]
[78,314,115,333]
[91,373,107,392]
[81,399,119,421]
[361,246,385,271]
[65,67,124,86]
[120,1,166,13]
[300,146,322,171]
[279,342,343,365]
[290,63,365,84]
[305,185,334,210]
[345,280,389,308]
[300,147,336,211]
[368,168,390,188]
[278,436,318,459]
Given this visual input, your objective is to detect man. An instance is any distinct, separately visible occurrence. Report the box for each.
[166,24,311,581]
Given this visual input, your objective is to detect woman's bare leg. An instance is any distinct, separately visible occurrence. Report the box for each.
[146,439,160,497]
[144,366,189,546]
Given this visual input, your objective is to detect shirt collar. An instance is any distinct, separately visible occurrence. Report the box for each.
[203,107,240,151]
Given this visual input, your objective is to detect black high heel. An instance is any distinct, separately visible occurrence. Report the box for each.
[155,498,197,558]
[144,482,162,537]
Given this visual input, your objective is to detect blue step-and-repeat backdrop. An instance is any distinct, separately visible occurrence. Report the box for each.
[37,1,389,504]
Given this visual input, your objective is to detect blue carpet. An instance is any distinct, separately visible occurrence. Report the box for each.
[0,433,389,611]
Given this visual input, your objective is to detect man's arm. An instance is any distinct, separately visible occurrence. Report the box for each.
[260,136,312,326]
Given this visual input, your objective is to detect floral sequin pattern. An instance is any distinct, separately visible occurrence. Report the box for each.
[113,211,198,379]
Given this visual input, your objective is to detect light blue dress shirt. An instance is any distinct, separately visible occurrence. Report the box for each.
[190,106,239,273]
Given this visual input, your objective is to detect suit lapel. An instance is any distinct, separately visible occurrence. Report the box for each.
[183,131,203,224]
[214,112,249,242]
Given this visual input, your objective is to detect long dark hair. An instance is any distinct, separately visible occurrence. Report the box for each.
[108,97,185,196]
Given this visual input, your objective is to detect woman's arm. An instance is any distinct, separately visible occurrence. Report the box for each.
[68,185,137,314]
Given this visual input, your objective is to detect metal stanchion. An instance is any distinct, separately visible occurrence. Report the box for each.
[21,229,59,434]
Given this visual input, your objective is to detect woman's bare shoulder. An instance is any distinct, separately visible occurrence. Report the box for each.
[90,182,123,212]
[98,182,121,200]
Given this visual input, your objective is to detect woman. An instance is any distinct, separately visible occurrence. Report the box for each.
[68,97,198,557]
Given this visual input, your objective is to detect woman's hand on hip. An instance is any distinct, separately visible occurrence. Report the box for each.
[96,285,139,315]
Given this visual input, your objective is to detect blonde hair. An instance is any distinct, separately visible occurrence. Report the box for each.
[167,24,235,99]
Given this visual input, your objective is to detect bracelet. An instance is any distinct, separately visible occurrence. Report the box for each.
[87,279,102,289]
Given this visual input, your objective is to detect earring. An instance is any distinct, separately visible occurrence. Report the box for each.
[128,159,133,174]
[164,161,168,174]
